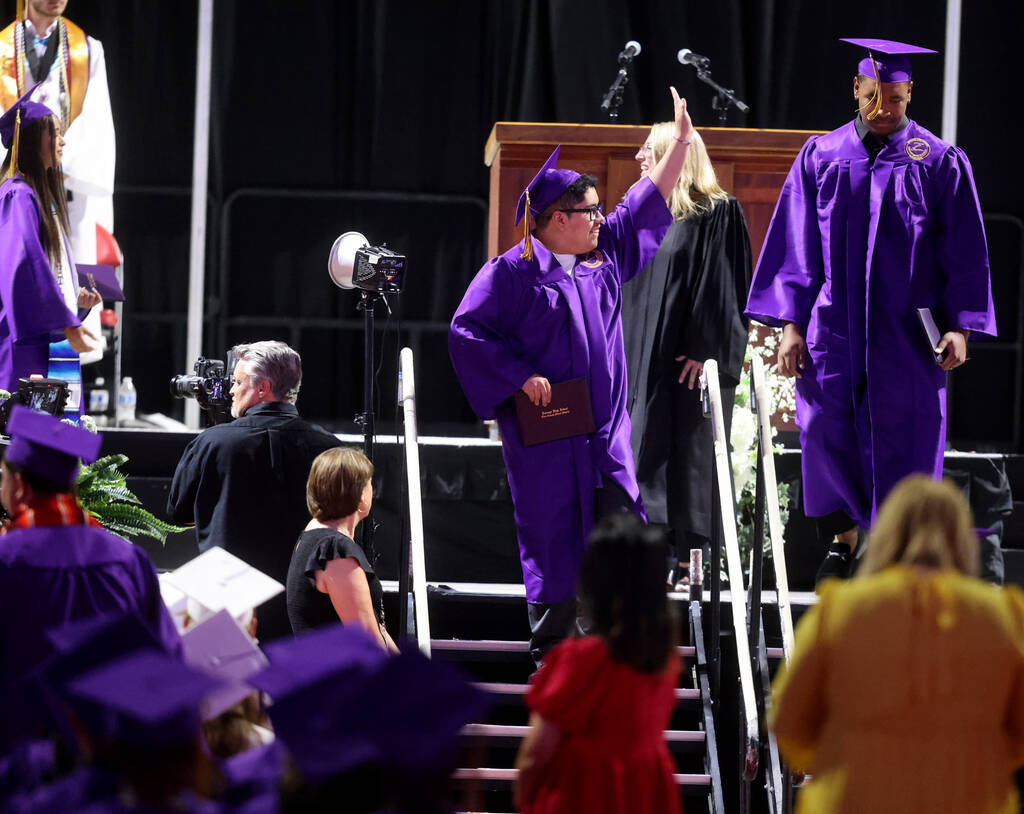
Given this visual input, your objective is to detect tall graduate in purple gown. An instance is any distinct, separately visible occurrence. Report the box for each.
[0,407,179,750]
[745,39,997,582]
[0,84,100,396]
[450,88,694,662]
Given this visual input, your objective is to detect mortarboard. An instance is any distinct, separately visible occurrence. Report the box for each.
[0,81,50,179]
[66,649,225,748]
[514,145,581,261]
[165,547,285,626]
[31,613,172,753]
[248,624,388,780]
[249,626,489,781]
[181,609,268,720]
[346,647,491,776]
[3,404,102,487]
[840,38,937,121]
[75,265,125,302]
[249,623,386,705]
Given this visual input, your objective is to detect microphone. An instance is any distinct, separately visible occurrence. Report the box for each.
[677,48,711,68]
[618,40,641,61]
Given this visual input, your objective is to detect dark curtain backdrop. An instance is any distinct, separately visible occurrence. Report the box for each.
[3,0,1020,444]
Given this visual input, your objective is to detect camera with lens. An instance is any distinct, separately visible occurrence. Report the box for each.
[170,355,233,425]
[0,377,70,435]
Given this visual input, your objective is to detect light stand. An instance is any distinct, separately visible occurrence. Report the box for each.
[355,291,382,560]
[328,231,409,637]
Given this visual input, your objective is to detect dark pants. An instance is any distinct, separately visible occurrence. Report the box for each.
[526,476,638,665]
[815,509,857,542]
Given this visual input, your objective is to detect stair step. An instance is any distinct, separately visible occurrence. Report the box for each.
[432,638,783,660]
[461,723,705,746]
[453,767,712,787]
[473,681,700,701]
[432,639,698,659]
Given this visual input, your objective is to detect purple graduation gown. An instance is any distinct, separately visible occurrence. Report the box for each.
[0,523,182,735]
[0,176,80,393]
[746,119,996,528]
[450,177,671,604]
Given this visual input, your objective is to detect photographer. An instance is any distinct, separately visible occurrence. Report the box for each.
[167,340,341,641]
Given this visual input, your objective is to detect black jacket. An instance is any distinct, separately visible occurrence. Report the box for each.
[167,402,342,638]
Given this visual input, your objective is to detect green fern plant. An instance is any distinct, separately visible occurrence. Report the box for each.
[77,453,187,544]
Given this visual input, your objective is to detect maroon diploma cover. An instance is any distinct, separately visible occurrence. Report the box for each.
[514,378,596,447]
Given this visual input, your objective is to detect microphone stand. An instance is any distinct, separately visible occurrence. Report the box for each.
[688,63,750,126]
[600,51,637,121]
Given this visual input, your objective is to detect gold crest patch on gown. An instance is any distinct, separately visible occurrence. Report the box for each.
[905,138,930,161]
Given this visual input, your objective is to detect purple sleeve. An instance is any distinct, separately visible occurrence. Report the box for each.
[936,147,997,337]
[0,182,79,343]
[599,176,672,286]
[745,137,825,328]
[449,258,536,420]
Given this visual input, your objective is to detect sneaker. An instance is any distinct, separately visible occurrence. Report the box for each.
[814,542,852,590]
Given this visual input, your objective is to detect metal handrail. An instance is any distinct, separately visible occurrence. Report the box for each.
[703,359,760,785]
[399,347,431,655]
[751,355,796,662]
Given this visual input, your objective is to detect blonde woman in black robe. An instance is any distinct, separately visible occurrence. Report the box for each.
[622,124,752,584]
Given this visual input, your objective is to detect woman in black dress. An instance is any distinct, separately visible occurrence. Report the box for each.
[286,446,397,650]
[622,123,753,585]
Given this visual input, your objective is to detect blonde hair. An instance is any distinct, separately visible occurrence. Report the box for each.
[646,122,728,220]
[858,475,979,578]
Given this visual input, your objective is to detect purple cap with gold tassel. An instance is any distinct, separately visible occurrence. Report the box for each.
[840,38,937,121]
[514,146,580,261]
[0,81,50,179]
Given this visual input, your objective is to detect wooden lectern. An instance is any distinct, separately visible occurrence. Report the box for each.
[484,123,823,260]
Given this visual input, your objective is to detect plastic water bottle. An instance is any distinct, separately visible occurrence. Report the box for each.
[117,376,137,425]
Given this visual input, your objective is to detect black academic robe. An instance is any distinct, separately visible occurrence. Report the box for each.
[622,196,752,543]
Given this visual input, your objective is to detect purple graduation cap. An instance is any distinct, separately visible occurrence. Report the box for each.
[65,649,225,749]
[346,647,491,777]
[249,624,488,783]
[514,145,581,261]
[840,37,937,83]
[4,405,102,488]
[0,81,50,179]
[30,613,170,756]
[248,624,388,781]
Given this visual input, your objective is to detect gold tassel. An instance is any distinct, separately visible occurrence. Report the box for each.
[858,53,884,121]
[16,0,24,21]
[520,189,534,261]
[6,109,20,180]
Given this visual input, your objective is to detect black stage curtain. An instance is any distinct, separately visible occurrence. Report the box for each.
[2,0,1020,444]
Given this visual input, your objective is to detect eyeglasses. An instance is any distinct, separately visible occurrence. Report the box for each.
[558,203,604,222]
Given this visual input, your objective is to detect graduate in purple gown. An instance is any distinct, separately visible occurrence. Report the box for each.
[745,39,997,583]
[0,84,100,396]
[450,88,694,662]
[0,407,180,750]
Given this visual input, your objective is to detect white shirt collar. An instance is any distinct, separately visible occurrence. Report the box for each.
[533,237,577,274]
[24,17,59,40]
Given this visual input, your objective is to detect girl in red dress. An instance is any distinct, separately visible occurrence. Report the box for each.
[514,513,682,814]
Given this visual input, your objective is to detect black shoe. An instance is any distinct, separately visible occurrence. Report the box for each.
[814,542,852,590]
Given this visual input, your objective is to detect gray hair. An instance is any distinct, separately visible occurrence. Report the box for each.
[231,340,302,404]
